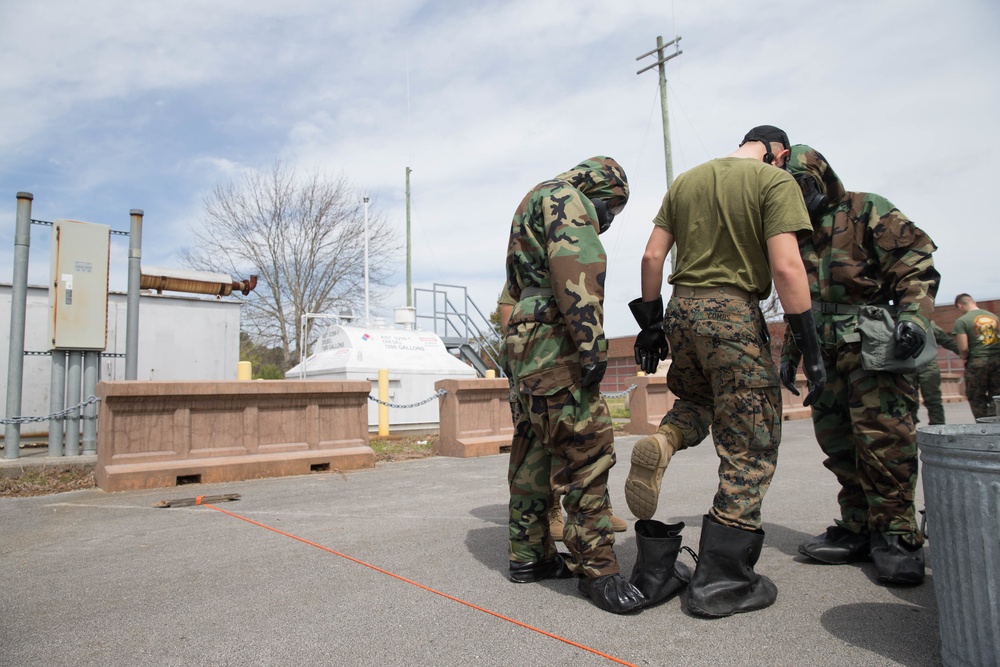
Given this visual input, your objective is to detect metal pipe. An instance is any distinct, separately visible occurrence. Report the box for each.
[364,196,370,325]
[4,192,33,459]
[48,350,66,457]
[65,351,82,456]
[82,351,99,454]
[125,209,143,380]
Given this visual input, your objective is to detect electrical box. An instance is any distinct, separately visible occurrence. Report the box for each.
[48,219,111,350]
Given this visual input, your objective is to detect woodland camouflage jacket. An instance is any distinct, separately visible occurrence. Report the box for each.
[504,156,628,390]
[783,144,940,356]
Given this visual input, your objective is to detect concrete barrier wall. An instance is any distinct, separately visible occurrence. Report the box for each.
[435,378,513,458]
[624,375,674,435]
[96,380,374,492]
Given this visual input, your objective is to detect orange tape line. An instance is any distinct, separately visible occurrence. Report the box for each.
[199,502,638,667]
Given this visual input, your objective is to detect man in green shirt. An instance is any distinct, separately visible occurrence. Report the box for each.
[626,125,825,617]
[953,293,1000,419]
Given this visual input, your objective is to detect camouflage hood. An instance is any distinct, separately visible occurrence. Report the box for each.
[787,144,846,210]
[553,156,629,208]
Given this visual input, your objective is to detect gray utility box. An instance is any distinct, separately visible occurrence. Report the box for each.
[48,219,110,350]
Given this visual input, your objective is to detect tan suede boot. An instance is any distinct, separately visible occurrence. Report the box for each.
[610,514,628,532]
[625,423,682,519]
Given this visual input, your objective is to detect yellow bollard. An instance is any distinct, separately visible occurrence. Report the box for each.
[378,368,390,436]
[485,369,496,379]
[237,361,252,380]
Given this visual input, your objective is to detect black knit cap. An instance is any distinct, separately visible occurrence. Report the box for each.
[741,125,790,150]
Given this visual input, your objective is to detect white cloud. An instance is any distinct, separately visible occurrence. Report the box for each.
[1,0,998,342]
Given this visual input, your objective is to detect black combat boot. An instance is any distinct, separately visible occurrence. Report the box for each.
[685,515,777,618]
[870,532,925,585]
[578,573,645,614]
[629,519,692,608]
[508,553,574,584]
[798,525,871,564]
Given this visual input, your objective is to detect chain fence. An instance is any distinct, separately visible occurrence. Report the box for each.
[367,389,448,409]
[367,382,637,409]
[0,396,100,426]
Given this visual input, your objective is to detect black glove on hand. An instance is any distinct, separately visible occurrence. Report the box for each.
[581,361,607,389]
[779,360,799,395]
[629,296,669,374]
[893,320,926,359]
[785,310,826,407]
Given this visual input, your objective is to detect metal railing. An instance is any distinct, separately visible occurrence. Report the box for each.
[413,283,503,376]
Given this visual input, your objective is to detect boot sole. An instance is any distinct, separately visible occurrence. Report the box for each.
[625,436,669,519]
[797,544,871,565]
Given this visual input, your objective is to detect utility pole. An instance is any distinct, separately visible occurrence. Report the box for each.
[405,166,412,307]
[636,36,683,188]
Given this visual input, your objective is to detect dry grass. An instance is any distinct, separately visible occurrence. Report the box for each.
[0,435,440,498]
[370,434,437,462]
[0,466,96,497]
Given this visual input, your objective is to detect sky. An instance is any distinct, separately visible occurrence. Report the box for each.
[2,0,998,340]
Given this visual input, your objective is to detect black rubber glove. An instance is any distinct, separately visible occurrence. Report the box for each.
[779,360,799,395]
[581,361,607,389]
[784,310,826,407]
[893,320,926,359]
[629,296,669,374]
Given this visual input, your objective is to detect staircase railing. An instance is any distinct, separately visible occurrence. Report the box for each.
[413,283,503,377]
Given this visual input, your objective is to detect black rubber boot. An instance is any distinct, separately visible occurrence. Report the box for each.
[798,525,871,564]
[629,519,692,608]
[870,532,925,585]
[508,553,574,584]
[578,573,645,614]
[685,515,777,618]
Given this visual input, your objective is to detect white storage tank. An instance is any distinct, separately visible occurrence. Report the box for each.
[285,322,477,431]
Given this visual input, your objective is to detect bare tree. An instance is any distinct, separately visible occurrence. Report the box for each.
[181,162,400,368]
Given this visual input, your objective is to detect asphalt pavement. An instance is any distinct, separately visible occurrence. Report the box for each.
[2,402,977,667]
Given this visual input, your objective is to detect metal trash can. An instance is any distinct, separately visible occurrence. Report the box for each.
[918,423,1000,667]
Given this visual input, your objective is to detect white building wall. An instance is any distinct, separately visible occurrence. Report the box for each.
[1,284,241,438]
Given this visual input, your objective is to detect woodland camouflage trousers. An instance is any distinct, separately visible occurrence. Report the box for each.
[507,379,619,579]
[810,341,922,545]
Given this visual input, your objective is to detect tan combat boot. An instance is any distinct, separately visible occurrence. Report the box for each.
[625,424,683,519]
[548,503,565,541]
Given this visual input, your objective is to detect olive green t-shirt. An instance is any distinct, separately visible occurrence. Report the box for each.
[954,309,1000,359]
[653,157,811,300]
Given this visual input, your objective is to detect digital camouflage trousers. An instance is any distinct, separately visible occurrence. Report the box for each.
[660,296,782,531]
[508,376,619,579]
[964,355,1000,420]
[810,341,922,545]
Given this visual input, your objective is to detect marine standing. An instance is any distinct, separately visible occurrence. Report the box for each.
[953,293,1000,420]
[627,125,824,617]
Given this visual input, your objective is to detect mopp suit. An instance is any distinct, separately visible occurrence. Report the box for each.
[782,144,940,585]
[504,156,644,614]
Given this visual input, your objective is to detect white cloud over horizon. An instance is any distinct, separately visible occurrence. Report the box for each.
[1,0,997,339]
